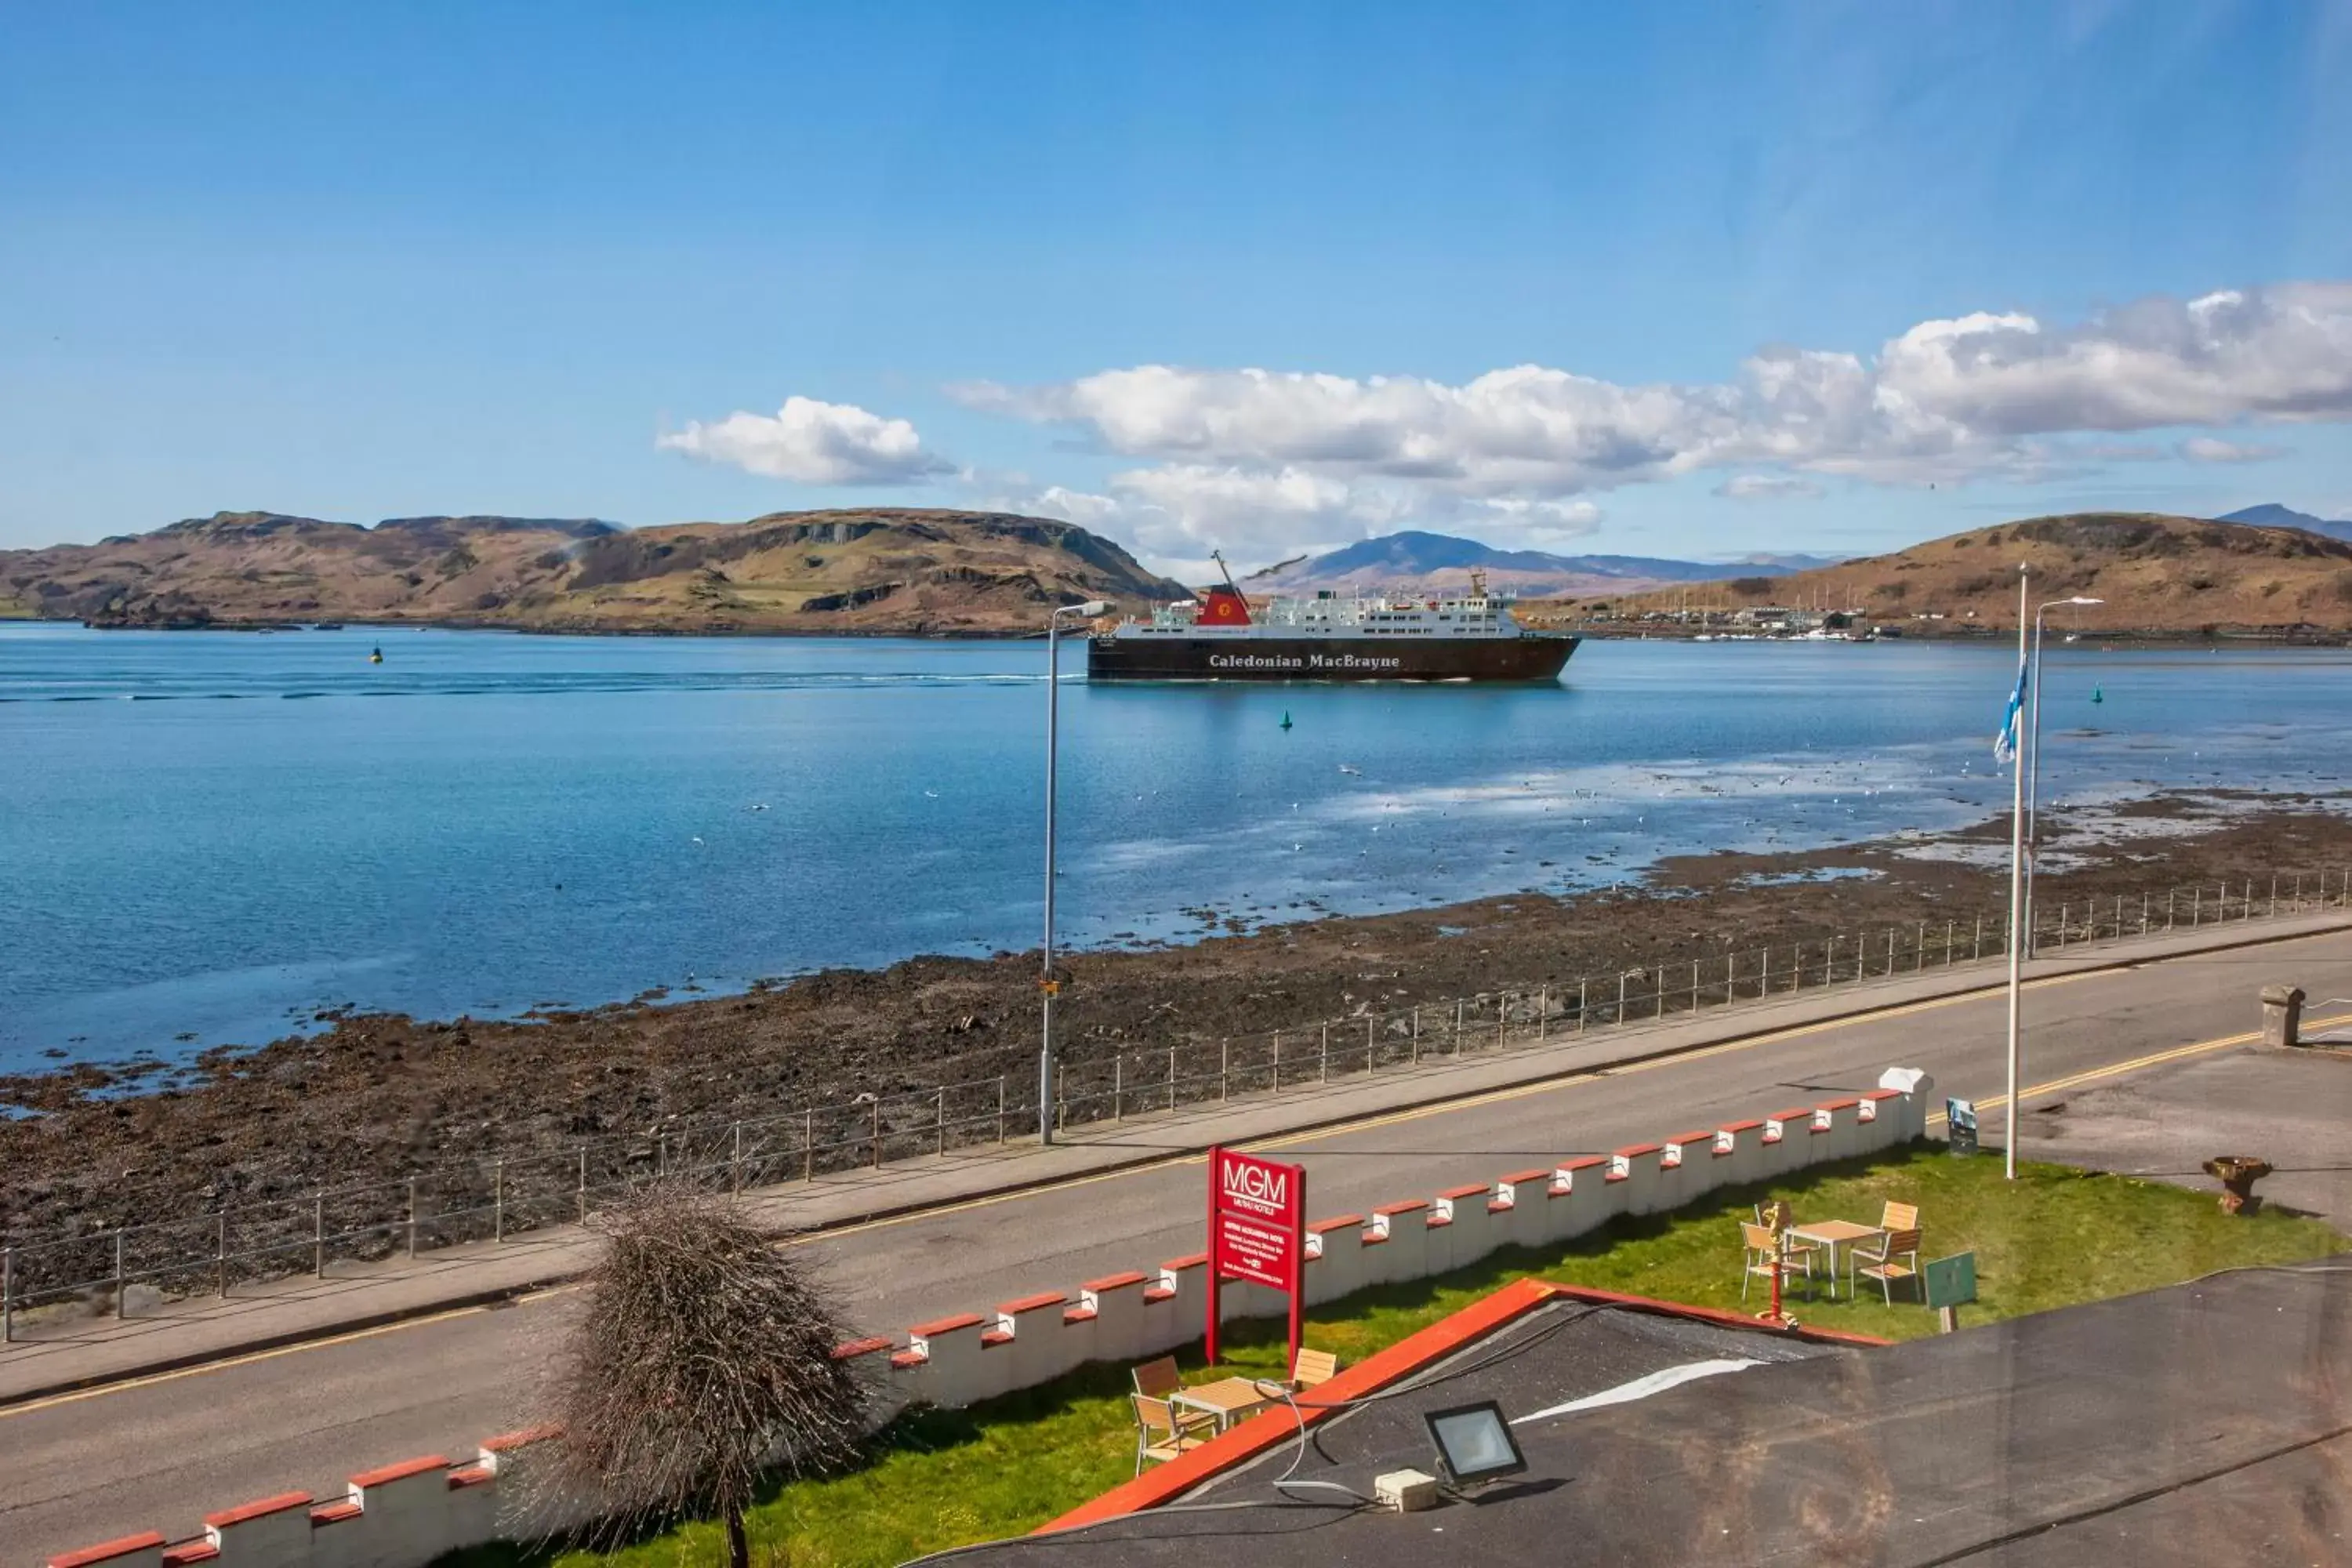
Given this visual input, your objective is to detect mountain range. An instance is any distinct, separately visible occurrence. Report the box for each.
[1241,530,1844,597]
[1555,512,2352,631]
[0,509,1187,635]
[2216,503,2352,543]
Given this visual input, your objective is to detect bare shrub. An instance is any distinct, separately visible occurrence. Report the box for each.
[546,1183,869,1568]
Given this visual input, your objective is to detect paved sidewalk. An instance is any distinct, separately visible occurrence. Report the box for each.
[4,906,2341,1408]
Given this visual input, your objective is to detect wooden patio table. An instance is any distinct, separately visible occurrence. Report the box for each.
[1788,1218,1886,1301]
[1171,1375,1276,1432]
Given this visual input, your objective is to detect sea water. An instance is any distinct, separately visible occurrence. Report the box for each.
[4,621,2348,1069]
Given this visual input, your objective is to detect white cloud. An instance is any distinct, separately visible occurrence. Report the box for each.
[658,396,951,485]
[1715,474,1827,500]
[2178,435,2288,463]
[952,280,2352,556]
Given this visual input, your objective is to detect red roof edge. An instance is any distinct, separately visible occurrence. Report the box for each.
[1036,1276,1559,1535]
[49,1534,168,1568]
[1544,1280,1896,1348]
[201,1493,312,1530]
[480,1423,562,1453]
[349,1455,448,1490]
[1083,1270,1150,1292]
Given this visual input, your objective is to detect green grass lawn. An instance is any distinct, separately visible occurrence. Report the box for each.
[445,1147,2342,1568]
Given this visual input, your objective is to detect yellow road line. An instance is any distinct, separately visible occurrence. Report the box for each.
[0,1303,496,1419]
[1929,1009,2352,1128]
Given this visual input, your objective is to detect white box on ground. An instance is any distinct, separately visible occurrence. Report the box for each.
[1376,1468,1440,1512]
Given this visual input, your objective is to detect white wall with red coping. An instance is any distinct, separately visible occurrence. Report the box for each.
[42,1069,1932,1568]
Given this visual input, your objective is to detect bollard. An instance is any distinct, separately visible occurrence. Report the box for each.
[731,1123,744,1193]
[1169,1045,1178,1110]
[2,1244,12,1342]
[315,1192,326,1277]
[495,1160,507,1240]
[2260,984,2306,1049]
[937,1087,948,1155]
[1579,978,1588,1032]
[870,1098,883,1169]
[1272,1033,1282,1093]
[216,1210,228,1298]
[1221,1040,1232,1098]
[579,1147,590,1220]
[804,1110,815,1181]
[999,1075,1008,1142]
[1320,1024,1330,1083]
[407,1178,419,1260]
[114,1229,125,1319]
[1412,1008,1421,1063]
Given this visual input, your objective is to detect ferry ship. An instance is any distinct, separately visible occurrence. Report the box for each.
[1087,555,1578,683]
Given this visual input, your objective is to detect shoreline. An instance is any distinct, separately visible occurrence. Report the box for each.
[6,788,2352,1242]
[18,612,2352,646]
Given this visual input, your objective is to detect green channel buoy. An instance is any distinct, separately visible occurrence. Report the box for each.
[1279,710,1294,731]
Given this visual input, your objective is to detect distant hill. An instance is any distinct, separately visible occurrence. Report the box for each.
[2216,504,2352,543]
[0,509,1187,634]
[1545,512,2352,631]
[1243,530,1842,597]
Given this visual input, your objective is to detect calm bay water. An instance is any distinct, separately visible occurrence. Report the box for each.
[4,621,2348,1071]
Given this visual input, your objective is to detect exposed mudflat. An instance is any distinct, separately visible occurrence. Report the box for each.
[5,791,2351,1243]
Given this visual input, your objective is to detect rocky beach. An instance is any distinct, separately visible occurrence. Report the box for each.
[5,789,2349,1247]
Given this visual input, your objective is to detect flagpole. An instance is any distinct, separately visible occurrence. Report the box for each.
[2005,565,2028,1181]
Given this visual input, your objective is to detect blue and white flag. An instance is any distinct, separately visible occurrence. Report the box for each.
[1993,648,2028,765]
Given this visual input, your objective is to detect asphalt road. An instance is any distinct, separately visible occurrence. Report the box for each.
[9,929,2350,1562]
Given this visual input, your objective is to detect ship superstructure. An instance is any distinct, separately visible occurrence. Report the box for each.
[1087,555,1578,682]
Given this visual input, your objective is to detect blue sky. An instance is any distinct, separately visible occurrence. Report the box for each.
[5,2,2349,572]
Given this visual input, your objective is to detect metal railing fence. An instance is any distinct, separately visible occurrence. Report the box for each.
[5,866,2344,1338]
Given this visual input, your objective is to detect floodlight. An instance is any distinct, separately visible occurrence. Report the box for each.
[1422,1399,1526,1486]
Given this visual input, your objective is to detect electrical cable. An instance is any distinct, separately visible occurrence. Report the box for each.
[902,1301,1643,1563]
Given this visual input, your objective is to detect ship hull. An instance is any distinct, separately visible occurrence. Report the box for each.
[1086,633,1578,683]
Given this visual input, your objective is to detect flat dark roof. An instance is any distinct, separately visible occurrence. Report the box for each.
[1000,1261,2352,1568]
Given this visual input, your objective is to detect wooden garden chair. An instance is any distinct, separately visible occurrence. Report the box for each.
[1854,1227,1923,1304]
[1740,1220,1814,1304]
[1131,1355,1184,1399]
[1130,1392,1216,1475]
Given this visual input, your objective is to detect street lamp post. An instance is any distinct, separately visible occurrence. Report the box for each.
[2004,570,2028,1181]
[1040,599,1109,1146]
[2023,597,2104,955]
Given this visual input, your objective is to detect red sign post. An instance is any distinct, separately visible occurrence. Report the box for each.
[1205,1146,1306,1368]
